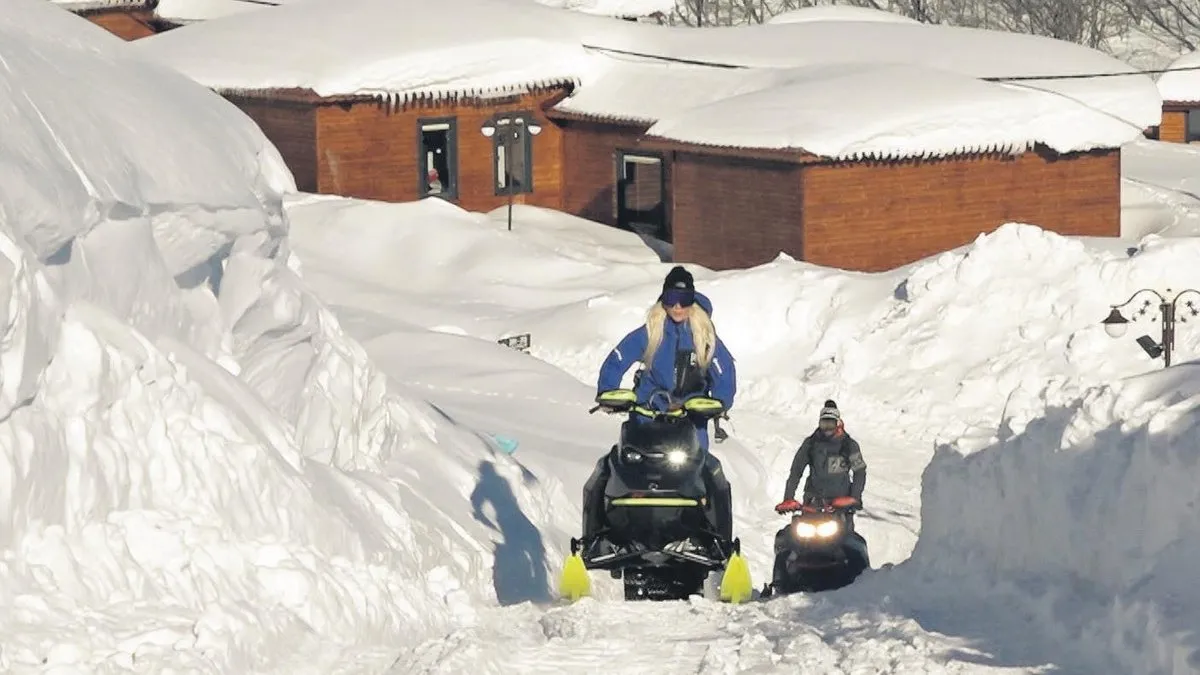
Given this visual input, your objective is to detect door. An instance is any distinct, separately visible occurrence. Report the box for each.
[616,151,668,242]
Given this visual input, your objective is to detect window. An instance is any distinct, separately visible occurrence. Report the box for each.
[418,117,457,199]
[1187,109,1200,143]
[491,114,535,195]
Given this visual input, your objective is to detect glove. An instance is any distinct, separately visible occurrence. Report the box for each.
[831,496,860,510]
[774,499,801,514]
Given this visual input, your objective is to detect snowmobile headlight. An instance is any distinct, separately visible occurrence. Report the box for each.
[665,449,688,466]
[794,519,840,539]
[620,448,643,463]
[794,522,817,538]
[815,520,840,537]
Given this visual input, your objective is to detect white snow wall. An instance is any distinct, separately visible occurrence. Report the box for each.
[0,2,514,670]
[913,360,1200,673]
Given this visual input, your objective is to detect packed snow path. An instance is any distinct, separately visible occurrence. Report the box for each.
[311,309,1095,674]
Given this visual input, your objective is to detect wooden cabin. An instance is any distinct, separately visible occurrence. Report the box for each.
[221,86,573,213]
[135,1,1148,273]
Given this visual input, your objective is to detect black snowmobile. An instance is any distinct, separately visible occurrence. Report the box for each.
[557,388,752,603]
[760,497,869,598]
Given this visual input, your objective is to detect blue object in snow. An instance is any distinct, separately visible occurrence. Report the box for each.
[490,434,519,455]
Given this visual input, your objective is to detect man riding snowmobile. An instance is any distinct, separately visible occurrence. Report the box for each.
[769,400,868,591]
[581,265,737,557]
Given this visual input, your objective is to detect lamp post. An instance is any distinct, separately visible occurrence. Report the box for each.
[1101,288,1200,367]
[480,113,542,232]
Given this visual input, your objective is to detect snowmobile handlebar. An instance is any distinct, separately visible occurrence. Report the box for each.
[589,390,726,422]
[776,497,860,515]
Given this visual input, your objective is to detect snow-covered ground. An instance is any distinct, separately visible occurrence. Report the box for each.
[9,0,1200,671]
[281,188,1200,672]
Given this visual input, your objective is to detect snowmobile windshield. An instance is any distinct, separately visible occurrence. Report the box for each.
[620,419,699,457]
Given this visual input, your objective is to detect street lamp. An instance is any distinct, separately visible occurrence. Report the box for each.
[1101,288,1200,367]
[481,113,542,232]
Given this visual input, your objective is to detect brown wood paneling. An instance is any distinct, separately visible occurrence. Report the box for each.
[223,97,318,192]
[669,152,803,270]
[315,91,565,211]
[800,147,1120,271]
[84,10,157,40]
[1159,110,1188,143]
[559,120,649,225]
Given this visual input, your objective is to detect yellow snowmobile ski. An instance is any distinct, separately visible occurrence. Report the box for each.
[557,539,591,601]
[718,540,753,604]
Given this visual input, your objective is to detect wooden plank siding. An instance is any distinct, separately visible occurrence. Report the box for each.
[80,9,158,40]
[1159,109,1188,143]
[800,147,1120,271]
[223,96,318,192]
[668,152,804,270]
[314,91,567,212]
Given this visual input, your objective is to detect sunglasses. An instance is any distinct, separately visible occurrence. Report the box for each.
[661,289,695,307]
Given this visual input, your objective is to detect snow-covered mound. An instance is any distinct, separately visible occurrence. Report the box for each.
[1,2,584,670]
[1121,139,1200,238]
[913,362,1200,673]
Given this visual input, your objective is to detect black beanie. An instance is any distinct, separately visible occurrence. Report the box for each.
[661,265,694,296]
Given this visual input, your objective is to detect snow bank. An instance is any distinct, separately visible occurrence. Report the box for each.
[1156,49,1200,102]
[912,361,1200,673]
[1,1,571,670]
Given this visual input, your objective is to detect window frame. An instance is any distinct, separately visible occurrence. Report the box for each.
[417,116,459,200]
[490,112,536,196]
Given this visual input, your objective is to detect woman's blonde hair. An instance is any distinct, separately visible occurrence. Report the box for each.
[642,301,716,369]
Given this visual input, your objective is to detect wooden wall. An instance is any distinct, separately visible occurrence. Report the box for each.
[668,152,804,270]
[82,9,157,40]
[558,119,649,225]
[314,90,567,212]
[800,147,1121,271]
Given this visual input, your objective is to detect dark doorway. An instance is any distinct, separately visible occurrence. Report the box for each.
[616,151,667,242]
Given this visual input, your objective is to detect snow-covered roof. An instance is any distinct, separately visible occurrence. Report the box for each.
[134,0,1161,159]
[551,60,765,124]
[765,5,918,25]
[1155,50,1200,103]
[642,62,1148,159]
[135,0,597,102]
[51,0,149,11]
[153,0,269,23]
[532,0,672,17]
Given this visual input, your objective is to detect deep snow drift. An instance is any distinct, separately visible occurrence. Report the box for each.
[1,2,564,671]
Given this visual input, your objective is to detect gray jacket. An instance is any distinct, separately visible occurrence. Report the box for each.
[782,430,867,503]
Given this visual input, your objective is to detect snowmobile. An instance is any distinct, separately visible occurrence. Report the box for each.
[760,497,869,598]
[557,388,752,604]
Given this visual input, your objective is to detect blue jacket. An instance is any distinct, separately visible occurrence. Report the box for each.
[596,292,736,412]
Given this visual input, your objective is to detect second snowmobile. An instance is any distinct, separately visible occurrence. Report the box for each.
[761,497,869,598]
[557,388,752,603]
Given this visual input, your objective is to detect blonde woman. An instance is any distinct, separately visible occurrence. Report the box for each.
[596,265,737,451]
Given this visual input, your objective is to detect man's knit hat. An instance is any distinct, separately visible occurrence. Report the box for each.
[819,399,841,421]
